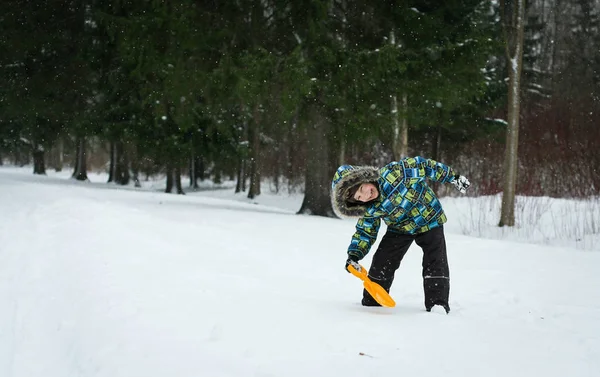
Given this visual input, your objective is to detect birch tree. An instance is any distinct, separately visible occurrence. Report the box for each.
[499,0,526,227]
[389,31,409,160]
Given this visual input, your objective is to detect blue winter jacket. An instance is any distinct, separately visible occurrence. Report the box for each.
[331,156,457,260]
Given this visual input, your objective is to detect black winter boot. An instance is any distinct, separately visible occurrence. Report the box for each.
[426,302,451,314]
[424,276,450,313]
[416,227,450,313]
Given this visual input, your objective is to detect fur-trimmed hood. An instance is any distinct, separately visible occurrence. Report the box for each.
[331,165,380,218]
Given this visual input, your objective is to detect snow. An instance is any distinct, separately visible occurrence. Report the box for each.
[1,166,599,377]
[485,117,508,126]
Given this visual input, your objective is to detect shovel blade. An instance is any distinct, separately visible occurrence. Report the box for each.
[363,280,396,307]
[347,264,396,308]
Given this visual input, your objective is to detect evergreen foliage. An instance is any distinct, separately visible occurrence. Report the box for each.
[1,0,597,208]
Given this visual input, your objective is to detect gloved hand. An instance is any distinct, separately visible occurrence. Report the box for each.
[451,174,470,194]
[345,254,361,273]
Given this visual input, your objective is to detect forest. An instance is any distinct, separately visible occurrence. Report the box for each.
[0,0,598,220]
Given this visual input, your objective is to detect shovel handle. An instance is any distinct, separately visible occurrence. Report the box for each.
[347,263,368,281]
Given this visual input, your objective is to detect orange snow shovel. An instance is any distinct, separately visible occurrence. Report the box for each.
[347,262,396,308]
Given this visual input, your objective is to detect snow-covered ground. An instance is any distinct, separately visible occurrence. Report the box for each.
[1,166,599,377]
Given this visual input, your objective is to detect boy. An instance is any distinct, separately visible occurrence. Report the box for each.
[331,156,470,313]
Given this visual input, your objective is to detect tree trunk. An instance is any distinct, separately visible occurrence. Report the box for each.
[165,161,184,194]
[108,141,116,182]
[430,122,444,195]
[273,156,281,194]
[108,141,129,185]
[236,115,249,193]
[32,146,46,175]
[550,0,563,93]
[390,32,409,160]
[72,137,88,181]
[175,165,184,194]
[338,136,346,166]
[130,145,141,188]
[197,155,205,181]
[433,122,442,161]
[235,157,246,193]
[165,164,174,193]
[189,146,198,188]
[114,141,130,185]
[213,166,222,184]
[54,138,63,172]
[298,99,334,217]
[392,93,409,160]
[400,94,408,157]
[248,108,261,199]
[499,0,525,227]
[391,94,400,157]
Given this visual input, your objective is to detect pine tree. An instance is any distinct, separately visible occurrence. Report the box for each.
[0,0,92,175]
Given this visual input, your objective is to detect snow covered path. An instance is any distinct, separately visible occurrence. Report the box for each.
[1,168,599,377]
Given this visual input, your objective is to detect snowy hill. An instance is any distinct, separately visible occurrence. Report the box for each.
[1,167,599,377]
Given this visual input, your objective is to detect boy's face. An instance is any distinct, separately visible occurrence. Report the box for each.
[353,183,379,203]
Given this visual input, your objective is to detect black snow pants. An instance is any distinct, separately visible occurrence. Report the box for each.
[362,225,450,310]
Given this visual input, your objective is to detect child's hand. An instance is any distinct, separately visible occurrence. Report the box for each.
[345,255,360,273]
[451,174,471,194]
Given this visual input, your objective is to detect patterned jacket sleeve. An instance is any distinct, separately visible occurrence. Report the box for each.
[412,156,457,184]
[347,216,381,260]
